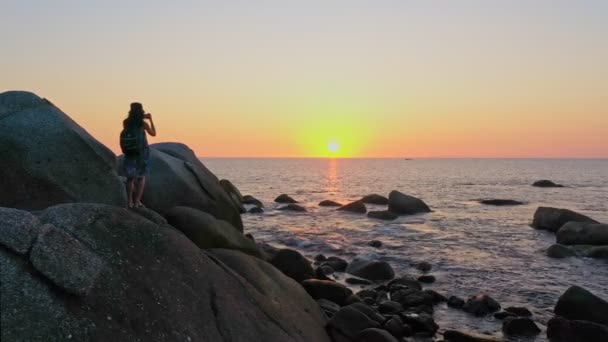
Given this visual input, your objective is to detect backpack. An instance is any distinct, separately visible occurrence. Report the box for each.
[120,126,144,157]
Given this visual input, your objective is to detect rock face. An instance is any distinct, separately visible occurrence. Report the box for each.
[0,203,330,342]
[269,248,314,283]
[360,194,389,205]
[120,142,243,230]
[0,91,127,210]
[319,200,343,207]
[479,199,524,206]
[531,207,598,232]
[165,206,260,256]
[554,285,608,326]
[556,222,608,246]
[346,259,395,281]
[367,211,398,221]
[337,201,367,214]
[219,179,245,213]
[533,179,564,187]
[388,191,431,215]
[275,194,298,203]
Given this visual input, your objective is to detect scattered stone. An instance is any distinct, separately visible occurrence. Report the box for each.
[547,316,608,342]
[382,317,406,339]
[346,278,373,285]
[361,194,389,205]
[314,267,333,281]
[463,294,501,316]
[557,222,608,246]
[531,207,598,232]
[533,179,564,187]
[388,276,422,291]
[502,317,540,336]
[346,259,395,281]
[416,261,432,272]
[424,290,447,304]
[417,275,436,283]
[367,211,398,221]
[504,306,532,317]
[319,200,343,207]
[269,249,314,283]
[368,240,382,248]
[248,206,264,214]
[547,244,576,258]
[555,285,608,326]
[278,203,307,212]
[447,296,466,309]
[274,194,298,203]
[388,191,431,215]
[494,311,516,320]
[337,200,367,214]
[443,330,502,342]
[479,199,524,206]
[392,288,434,308]
[378,301,403,315]
[323,256,348,272]
[242,195,264,207]
[401,312,438,335]
[314,254,327,262]
[302,279,353,305]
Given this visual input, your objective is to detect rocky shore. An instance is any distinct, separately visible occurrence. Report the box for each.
[1,91,607,342]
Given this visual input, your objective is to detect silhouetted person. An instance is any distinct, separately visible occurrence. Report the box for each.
[120,102,156,208]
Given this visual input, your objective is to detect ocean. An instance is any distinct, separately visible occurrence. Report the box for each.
[203,158,608,340]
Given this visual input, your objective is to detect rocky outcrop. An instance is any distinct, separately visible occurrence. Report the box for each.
[165,206,260,256]
[0,91,127,209]
[269,248,314,283]
[388,191,431,215]
[554,286,608,326]
[0,203,330,341]
[219,179,245,213]
[275,194,298,203]
[531,207,598,232]
[319,200,343,207]
[360,194,389,205]
[337,201,367,214]
[346,259,395,281]
[119,143,244,230]
[556,222,608,246]
[367,211,398,221]
[479,199,524,206]
[533,179,564,187]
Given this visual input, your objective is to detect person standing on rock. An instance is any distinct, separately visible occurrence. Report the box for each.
[120,102,156,208]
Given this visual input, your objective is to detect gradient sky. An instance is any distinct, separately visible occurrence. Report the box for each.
[2,0,607,157]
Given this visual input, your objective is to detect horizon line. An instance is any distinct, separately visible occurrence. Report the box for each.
[197,156,608,160]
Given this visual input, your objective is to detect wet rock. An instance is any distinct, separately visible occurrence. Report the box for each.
[317,299,341,319]
[555,285,608,326]
[269,248,314,283]
[479,199,524,206]
[400,312,438,335]
[533,179,564,187]
[248,206,264,214]
[494,311,516,319]
[346,259,395,281]
[367,211,398,221]
[388,276,422,291]
[447,296,466,309]
[302,279,353,305]
[547,244,576,258]
[502,317,540,336]
[504,306,532,317]
[443,330,502,342]
[531,206,598,232]
[392,288,434,308]
[388,191,431,215]
[278,203,307,212]
[368,240,383,248]
[463,294,501,316]
[417,275,436,283]
[337,200,367,214]
[382,316,407,338]
[416,261,432,272]
[355,328,399,342]
[547,316,608,342]
[327,305,381,340]
[346,278,373,285]
[274,194,298,203]
[242,195,264,207]
[319,200,342,207]
[361,194,389,205]
[424,289,447,304]
[378,301,403,315]
[323,256,348,272]
[165,206,260,256]
[556,222,608,246]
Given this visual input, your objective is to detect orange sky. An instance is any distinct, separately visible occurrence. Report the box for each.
[2,1,607,158]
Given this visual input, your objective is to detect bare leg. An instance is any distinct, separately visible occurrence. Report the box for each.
[135,176,146,205]
[127,178,135,208]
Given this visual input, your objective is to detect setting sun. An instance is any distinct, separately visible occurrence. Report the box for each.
[328,141,339,153]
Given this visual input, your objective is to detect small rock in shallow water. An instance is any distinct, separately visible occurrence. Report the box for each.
[314,254,326,262]
[463,294,501,316]
[346,259,395,281]
[242,195,264,207]
[479,199,524,206]
[494,311,516,319]
[368,240,382,248]
[423,289,447,304]
[416,261,432,272]
[504,306,533,317]
[322,256,348,272]
[248,206,263,214]
[274,194,298,203]
[502,317,541,336]
[547,244,576,258]
[367,210,398,221]
[417,275,435,283]
[532,179,564,187]
[447,296,465,309]
[337,200,367,214]
[278,203,307,212]
[319,200,342,207]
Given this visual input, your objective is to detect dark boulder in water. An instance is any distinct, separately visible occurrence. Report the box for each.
[269,248,314,283]
[0,91,127,210]
[555,285,608,326]
[337,200,367,213]
[479,199,524,206]
[416,261,432,272]
[322,256,348,272]
[556,222,608,246]
[346,259,395,281]
[302,279,353,306]
[319,200,342,207]
[463,294,501,316]
[360,194,389,205]
[243,194,264,207]
[447,296,466,309]
[504,306,533,317]
[388,191,431,215]
[367,210,398,221]
[585,245,608,259]
[388,276,422,291]
[547,316,608,342]
[547,244,576,258]
[278,203,307,212]
[248,206,264,214]
[531,206,598,232]
[368,240,382,248]
[417,275,436,283]
[533,179,564,187]
[502,317,540,336]
[378,300,403,315]
[275,194,298,203]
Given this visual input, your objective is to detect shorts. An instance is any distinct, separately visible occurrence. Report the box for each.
[123,148,150,179]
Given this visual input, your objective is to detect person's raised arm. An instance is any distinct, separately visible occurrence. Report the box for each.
[144,113,157,136]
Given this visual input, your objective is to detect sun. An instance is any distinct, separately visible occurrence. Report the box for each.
[328,141,339,153]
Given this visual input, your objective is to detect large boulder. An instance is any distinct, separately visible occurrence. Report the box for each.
[388,191,431,215]
[120,143,243,230]
[165,206,260,256]
[556,222,608,246]
[547,316,608,342]
[346,259,395,281]
[554,286,608,326]
[219,179,245,213]
[0,204,330,342]
[0,91,127,209]
[269,248,314,283]
[531,207,598,232]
